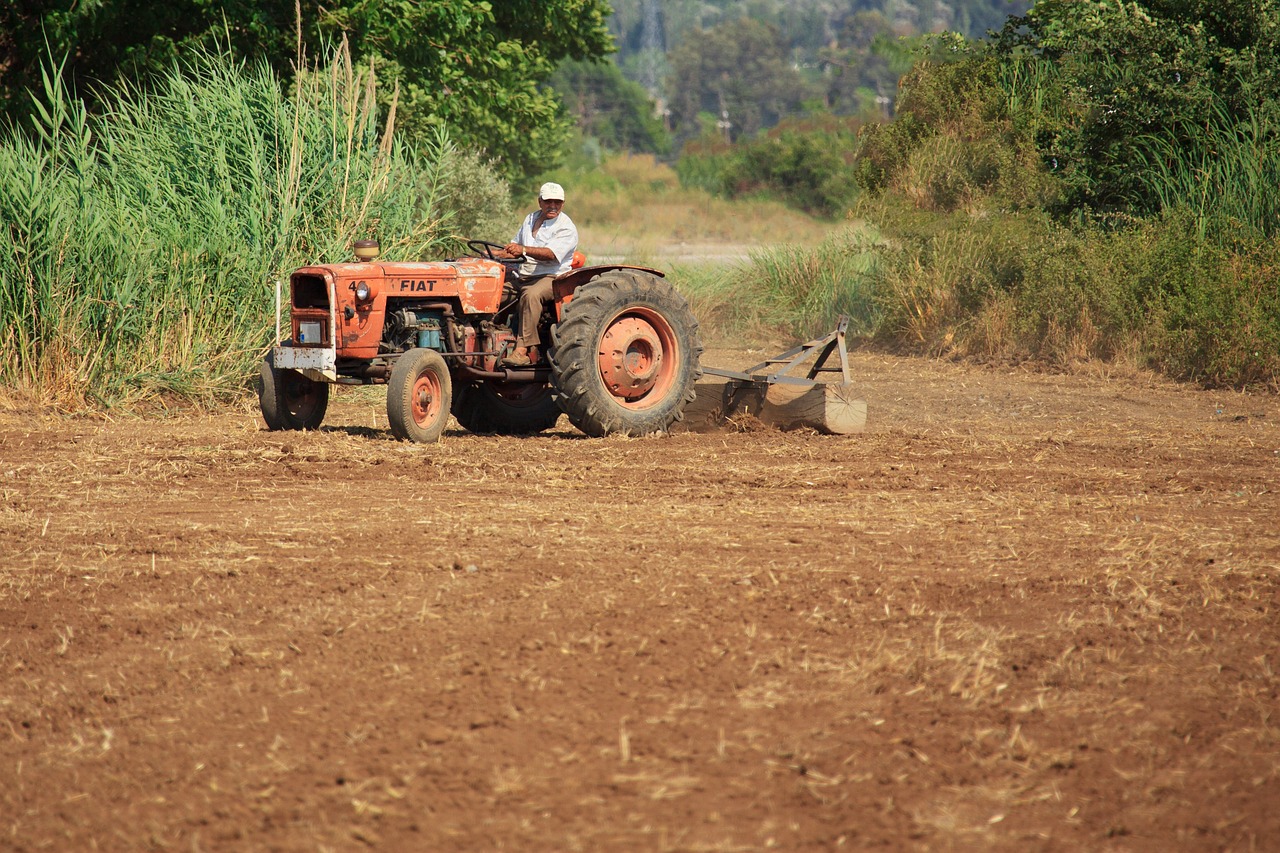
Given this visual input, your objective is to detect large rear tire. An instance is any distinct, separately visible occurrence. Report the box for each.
[387,348,452,443]
[549,270,702,437]
[259,349,328,431]
[451,381,561,435]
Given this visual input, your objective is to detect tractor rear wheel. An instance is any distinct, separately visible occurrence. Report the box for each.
[451,380,561,435]
[387,348,452,443]
[550,269,702,437]
[259,348,328,431]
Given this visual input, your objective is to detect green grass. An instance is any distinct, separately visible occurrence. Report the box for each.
[661,227,883,346]
[1136,99,1280,244]
[0,46,507,408]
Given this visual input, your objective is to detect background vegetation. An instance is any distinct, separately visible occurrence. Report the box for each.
[608,0,1031,127]
[588,1,1280,390]
[848,3,1280,387]
[0,46,511,407]
[0,0,612,182]
[2,0,1277,410]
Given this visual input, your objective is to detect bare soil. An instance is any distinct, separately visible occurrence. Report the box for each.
[2,348,1278,852]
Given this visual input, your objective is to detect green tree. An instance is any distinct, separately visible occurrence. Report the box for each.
[0,0,613,180]
[995,0,1280,214]
[665,17,814,143]
[819,12,907,116]
[719,115,863,217]
[548,59,671,155]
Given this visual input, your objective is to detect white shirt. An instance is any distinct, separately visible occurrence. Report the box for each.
[513,210,578,277]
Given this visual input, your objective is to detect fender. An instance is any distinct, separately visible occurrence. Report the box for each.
[552,264,667,317]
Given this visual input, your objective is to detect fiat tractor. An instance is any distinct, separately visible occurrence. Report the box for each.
[258,239,703,441]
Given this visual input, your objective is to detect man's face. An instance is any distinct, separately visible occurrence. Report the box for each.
[539,197,564,219]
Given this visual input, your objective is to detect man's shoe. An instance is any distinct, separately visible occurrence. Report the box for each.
[502,350,532,367]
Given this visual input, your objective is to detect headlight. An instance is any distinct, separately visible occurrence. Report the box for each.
[354,281,376,303]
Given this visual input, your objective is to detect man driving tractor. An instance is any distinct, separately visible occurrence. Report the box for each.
[497,181,579,367]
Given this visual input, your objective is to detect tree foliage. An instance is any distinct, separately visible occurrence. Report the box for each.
[547,59,671,156]
[610,0,1033,59]
[994,0,1280,216]
[680,115,863,218]
[665,18,813,144]
[0,0,613,180]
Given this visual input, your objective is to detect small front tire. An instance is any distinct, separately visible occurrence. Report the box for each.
[387,348,453,443]
[259,349,329,431]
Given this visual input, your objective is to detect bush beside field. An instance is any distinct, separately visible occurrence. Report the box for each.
[848,49,1280,388]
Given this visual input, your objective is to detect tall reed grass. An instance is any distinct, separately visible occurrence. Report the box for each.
[1137,99,1280,243]
[0,45,488,408]
[672,226,883,344]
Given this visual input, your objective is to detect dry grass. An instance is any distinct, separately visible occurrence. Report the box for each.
[558,154,838,264]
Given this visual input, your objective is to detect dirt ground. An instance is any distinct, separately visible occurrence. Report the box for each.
[1,347,1277,852]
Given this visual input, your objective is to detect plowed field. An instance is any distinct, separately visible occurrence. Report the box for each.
[2,349,1278,851]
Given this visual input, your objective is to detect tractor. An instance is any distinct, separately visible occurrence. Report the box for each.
[258,239,703,441]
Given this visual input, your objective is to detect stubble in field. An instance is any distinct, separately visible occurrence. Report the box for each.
[1,349,1277,850]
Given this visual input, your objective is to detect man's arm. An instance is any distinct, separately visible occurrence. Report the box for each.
[503,242,556,262]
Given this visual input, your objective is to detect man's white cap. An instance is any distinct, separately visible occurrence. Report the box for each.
[539,181,566,201]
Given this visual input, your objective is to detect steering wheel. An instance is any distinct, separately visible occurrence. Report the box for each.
[466,239,526,262]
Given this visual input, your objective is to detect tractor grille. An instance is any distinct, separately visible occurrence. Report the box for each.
[290,273,331,347]
[292,274,329,309]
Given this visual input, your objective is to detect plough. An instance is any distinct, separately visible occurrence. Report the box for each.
[679,316,867,434]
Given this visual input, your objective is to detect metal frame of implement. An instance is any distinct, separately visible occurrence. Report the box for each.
[702,316,853,389]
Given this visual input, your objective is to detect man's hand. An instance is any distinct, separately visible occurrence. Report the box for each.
[501,243,556,262]
[520,245,557,262]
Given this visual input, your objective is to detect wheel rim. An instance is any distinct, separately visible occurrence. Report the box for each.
[596,307,679,409]
[283,373,321,420]
[411,369,443,427]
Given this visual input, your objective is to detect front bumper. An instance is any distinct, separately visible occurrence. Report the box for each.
[273,344,337,382]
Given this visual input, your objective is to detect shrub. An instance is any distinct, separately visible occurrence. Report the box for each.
[845,37,1280,388]
[675,113,864,218]
[672,225,883,344]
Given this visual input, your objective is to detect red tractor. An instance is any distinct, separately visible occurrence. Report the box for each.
[258,239,703,441]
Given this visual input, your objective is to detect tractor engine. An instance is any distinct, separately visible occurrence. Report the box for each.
[383,307,517,373]
[480,321,517,364]
[383,307,447,354]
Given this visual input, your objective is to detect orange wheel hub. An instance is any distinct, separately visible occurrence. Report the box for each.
[597,308,678,407]
[412,371,443,426]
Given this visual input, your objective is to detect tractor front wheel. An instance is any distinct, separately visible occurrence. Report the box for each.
[550,270,702,437]
[388,348,453,443]
[259,348,329,431]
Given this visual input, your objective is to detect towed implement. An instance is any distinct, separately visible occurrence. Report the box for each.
[259,240,703,441]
